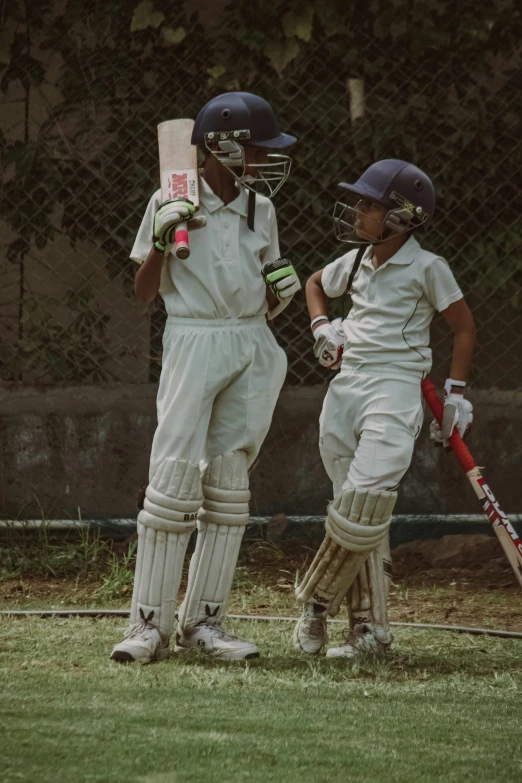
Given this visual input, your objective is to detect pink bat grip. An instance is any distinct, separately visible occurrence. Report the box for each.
[421,378,476,474]
[174,223,189,259]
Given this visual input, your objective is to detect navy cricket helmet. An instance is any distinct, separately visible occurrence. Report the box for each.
[193,92,296,209]
[334,159,436,244]
[339,159,436,221]
[192,92,296,149]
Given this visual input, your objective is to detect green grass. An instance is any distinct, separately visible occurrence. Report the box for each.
[2,533,522,781]
[0,523,111,582]
[1,616,522,783]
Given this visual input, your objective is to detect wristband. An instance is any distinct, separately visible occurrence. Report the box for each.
[311,315,329,331]
[444,378,466,396]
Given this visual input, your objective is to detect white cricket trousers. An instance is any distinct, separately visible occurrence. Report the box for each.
[319,363,425,492]
[149,316,288,477]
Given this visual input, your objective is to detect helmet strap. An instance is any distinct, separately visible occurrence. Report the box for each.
[247,188,256,232]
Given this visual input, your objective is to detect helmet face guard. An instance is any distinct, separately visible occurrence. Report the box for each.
[204,130,291,198]
[334,159,435,244]
[333,191,430,245]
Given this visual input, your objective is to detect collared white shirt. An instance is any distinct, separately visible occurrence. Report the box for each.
[321,235,463,373]
[130,176,280,319]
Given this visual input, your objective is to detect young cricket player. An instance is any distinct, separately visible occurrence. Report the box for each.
[293,159,476,657]
[111,92,300,663]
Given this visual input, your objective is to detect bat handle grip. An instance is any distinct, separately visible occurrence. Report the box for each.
[421,377,476,473]
[174,221,190,260]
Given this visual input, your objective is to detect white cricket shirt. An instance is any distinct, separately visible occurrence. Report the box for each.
[321,235,463,373]
[130,176,280,319]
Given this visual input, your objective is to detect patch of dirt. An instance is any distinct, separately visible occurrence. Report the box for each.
[2,534,522,632]
[393,534,508,571]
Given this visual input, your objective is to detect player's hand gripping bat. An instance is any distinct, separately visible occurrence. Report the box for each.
[422,377,522,588]
[157,118,200,260]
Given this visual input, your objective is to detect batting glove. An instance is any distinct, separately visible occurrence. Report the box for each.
[153,198,197,253]
[262,258,302,300]
[429,378,473,447]
[313,320,345,370]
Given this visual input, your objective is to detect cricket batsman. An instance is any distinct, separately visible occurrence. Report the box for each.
[293,159,476,657]
[111,93,300,663]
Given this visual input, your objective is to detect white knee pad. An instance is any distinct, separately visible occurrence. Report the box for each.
[130,458,202,638]
[178,451,250,631]
[295,487,396,617]
[348,534,393,645]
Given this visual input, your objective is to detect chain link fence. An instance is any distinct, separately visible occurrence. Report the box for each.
[1,0,521,390]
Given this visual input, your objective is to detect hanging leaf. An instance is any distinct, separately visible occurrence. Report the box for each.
[130,1,164,32]
[315,5,346,37]
[282,7,314,42]
[207,65,227,80]
[264,37,300,76]
[160,26,186,46]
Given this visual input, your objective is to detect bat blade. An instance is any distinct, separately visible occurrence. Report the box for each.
[157,118,199,260]
[421,378,522,589]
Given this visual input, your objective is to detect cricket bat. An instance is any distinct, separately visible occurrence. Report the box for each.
[421,377,522,589]
[157,118,199,260]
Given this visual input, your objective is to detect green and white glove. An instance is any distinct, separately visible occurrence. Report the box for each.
[262,257,302,299]
[153,198,196,253]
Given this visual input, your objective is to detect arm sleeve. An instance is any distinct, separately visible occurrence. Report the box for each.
[130,189,162,264]
[422,256,463,312]
[260,201,281,267]
[321,252,355,298]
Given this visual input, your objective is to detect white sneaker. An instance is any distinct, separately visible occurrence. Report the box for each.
[110,609,170,664]
[175,624,259,661]
[293,603,328,654]
[326,623,392,659]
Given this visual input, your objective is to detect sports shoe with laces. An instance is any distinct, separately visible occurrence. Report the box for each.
[175,623,259,660]
[293,603,328,654]
[110,609,170,664]
[326,623,392,658]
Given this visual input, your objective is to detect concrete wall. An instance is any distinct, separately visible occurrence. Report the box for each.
[1,384,521,519]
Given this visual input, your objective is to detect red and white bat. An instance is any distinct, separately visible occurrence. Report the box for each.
[157,118,199,260]
[422,377,522,589]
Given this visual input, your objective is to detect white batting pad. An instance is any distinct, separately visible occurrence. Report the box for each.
[295,487,396,616]
[348,534,393,644]
[130,458,203,638]
[177,451,250,631]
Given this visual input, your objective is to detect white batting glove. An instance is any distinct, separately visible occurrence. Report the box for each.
[313,321,345,370]
[429,378,473,447]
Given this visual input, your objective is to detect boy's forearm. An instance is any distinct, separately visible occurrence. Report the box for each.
[449,330,476,382]
[135,247,164,304]
[306,277,329,323]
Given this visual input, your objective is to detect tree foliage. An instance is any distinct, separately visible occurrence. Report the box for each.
[1,0,521,384]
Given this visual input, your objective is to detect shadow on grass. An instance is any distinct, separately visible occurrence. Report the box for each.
[167,641,522,681]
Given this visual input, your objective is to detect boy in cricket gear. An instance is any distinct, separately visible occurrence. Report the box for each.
[111,93,299,664]
[293,159,476,657]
